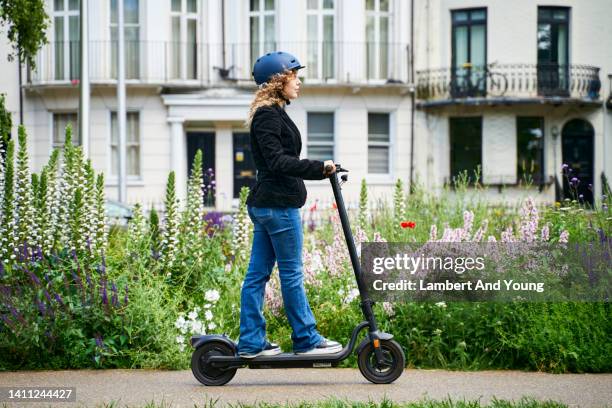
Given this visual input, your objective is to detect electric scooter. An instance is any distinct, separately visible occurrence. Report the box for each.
[190,164,405,385]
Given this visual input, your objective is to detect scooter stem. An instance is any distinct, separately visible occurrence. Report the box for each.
[328,165,379,333]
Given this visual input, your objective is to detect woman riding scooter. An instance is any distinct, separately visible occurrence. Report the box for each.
[237,51,341,358]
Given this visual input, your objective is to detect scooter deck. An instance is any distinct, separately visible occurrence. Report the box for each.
[208,346,350,369]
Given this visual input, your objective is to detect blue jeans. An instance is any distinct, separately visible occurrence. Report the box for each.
[238,206,323,354]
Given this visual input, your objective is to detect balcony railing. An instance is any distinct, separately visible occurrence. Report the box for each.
[26,41,410,87]
[416,63,601,104]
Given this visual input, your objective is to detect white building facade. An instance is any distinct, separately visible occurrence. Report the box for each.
[0,0,610,211]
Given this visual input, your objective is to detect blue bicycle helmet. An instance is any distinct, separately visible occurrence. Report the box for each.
[252,51,305,86]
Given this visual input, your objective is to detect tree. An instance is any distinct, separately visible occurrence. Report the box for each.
[0,0,49,68]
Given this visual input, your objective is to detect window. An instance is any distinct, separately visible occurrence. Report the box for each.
[53,113,80,148]
[368,113,390,174]
[170,0,198,79]
[110,112,140,177]
[449,117,481,184]
[451,8,486,97]
[110,0,140,79]
[517,117,544,185]
[306,0,335,80]
[307,113,334,162]
[366,0,389,79]
[250,0,276,71]
[537,7,569,96]
[53,0,80,80]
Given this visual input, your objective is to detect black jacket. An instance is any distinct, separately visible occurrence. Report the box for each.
[246,104,326,208]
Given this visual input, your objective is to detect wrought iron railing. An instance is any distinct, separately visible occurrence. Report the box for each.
[26,41,410,87]
[416,63,601,102]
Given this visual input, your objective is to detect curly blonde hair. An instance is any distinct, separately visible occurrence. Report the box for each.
[245,70,295,127]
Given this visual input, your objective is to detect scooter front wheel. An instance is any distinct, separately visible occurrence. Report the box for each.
[357,339,405,384]
[191,341,237,386]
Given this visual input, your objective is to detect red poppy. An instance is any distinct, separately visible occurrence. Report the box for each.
[400,221,416,229]
[309,202,317,211]
[332,202,337,209]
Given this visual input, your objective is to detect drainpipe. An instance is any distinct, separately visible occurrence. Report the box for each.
[221,0,226,70]
[409,0,415,193]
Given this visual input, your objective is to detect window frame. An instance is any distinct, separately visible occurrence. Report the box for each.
[367,112,392,176]
[516,116,545,186]
[249,0,276,70]
[52,0,80,81]
[536,6,571,96]
[170,0,199,80]
[306,0,336,81]
[365,0,391,80]
[449,116,483,186]
[306,111,335,164]
[110,0,142,80]
[50,112,81,151]
[108,110,142,180]
[450,7,487,97]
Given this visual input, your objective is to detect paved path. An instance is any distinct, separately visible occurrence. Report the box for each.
[1,369,611,408]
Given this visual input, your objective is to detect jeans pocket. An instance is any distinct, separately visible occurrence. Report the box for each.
[250,206,274,222]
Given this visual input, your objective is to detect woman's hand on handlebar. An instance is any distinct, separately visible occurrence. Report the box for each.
[323,160,336,177]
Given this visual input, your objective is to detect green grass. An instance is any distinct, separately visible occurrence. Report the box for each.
[13,396,566,408]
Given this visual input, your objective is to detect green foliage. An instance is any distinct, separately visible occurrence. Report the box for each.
[359,178,368,232]
[0,139,15,262]
[0,127,609,373]
[0,0,49,68]
[149,207,160,256]
[160,172,179,271]
[232,186,251,264]
[0,93,11,147]
[14,125,35,250]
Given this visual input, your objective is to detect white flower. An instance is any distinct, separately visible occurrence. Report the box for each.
[174,315,186,329]
[205,289,220,303]
[192,320,203,333]
[435,301,447,308]
[204,310,213,321]
[188,310,198,320]
[343,288,360,304]
[176,335,185,344]
[433,328,442,335]
[208,322,217,330]
[178,343,186,352]
[204,303,212,309]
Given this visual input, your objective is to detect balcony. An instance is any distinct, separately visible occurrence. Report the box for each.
[415,63,601,108]
[26,41,410,89]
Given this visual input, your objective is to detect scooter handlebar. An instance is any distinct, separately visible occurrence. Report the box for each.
[324,163,348,175]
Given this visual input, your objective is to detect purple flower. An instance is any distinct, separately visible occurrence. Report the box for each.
[8,305,26,324]
[111,283,119,308]
[95,334,104,349]
[85,272,93,290]
[54,293,64,307]
[72,271,84,292]
[25,267,41,286]
[571,177,578,183]
[43,289,53,304]
[1,314,15,330]
[579,194,584,200]
[101,280,108,305]
[35,299,47,315]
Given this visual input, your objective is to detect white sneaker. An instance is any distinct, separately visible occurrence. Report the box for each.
[295,337,342,355]
[239,342,282,359]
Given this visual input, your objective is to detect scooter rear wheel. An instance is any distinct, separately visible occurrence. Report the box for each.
[191,341,237,386]
[357,339,405,384]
